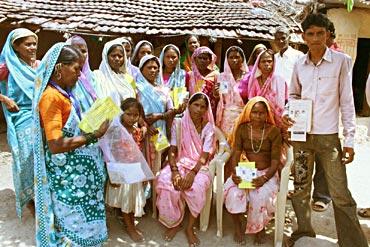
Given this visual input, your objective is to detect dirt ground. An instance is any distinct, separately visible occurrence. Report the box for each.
[0,120,369,247]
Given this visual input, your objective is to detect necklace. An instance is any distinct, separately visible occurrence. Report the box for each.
[250,123,265,153]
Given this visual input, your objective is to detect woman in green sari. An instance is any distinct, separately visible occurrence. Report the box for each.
[33,43,109,246]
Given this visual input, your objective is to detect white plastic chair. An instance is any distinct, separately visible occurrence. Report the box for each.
[274,146,294,247]
[199,127,231,237]
[151,148,164,218]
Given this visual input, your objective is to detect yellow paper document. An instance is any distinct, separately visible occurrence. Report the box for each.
[79,97,120,133]
[172,87,188,109]
[236,162,257,189]
[150,128,170,152]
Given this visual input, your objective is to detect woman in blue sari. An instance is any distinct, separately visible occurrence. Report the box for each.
[0,28,38,217]
[33,43,109,246]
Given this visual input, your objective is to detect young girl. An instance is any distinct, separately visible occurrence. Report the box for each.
[101,98,152,243]
[224,96,282,245]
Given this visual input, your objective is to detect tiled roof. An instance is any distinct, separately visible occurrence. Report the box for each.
[0,0,303,41]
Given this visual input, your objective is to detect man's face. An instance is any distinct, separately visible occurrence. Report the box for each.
[303,25,329,51]
[274,32,289,51]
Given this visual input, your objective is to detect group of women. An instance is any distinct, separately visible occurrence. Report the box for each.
[0,28,289,246]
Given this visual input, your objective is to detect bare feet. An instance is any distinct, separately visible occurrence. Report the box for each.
[253,228,266,245]
[186,227,200,247]
[126,226,144,243]
[233,224,246,245]
[163,225,181,242]
[26,201,35,217]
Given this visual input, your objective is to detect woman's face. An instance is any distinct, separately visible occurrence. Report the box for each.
[121,106,140,127]
[258,52,273,75]
[227,50,243,70]
[141,60,159,84]
[13,36,38,64]
[108,47,125,73]
[137,44,152,61]
[60,61,81,88]
[189,97,208,121]
[250,102,267,125]
[163,48,179,70]
[187,36,200,53]
[123,43,132,58]
[195,53,211,71]
[73,43,88,65]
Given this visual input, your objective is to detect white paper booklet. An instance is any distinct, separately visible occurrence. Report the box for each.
[288,99,313,142]
[107,162,147,184]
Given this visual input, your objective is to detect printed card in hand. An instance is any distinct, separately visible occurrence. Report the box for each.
[236,161,257,189]
[150,127,170,152]
[288,99,312,142]
[219,80,229,94]
[172,87,188,108]
[79,97,120,133]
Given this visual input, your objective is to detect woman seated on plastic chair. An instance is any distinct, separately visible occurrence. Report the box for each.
[224,96,282,245]
[156,92,215,247]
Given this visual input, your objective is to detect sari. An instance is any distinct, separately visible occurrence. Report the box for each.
[113,37,136,77]
[159,44,186,89]
[33,43,107,247]
[93,40,135,106]
[156,92,215,228]
[66,35,97,114]
[224,96,279,234]
[130,40,154,80]
[216,46,248,138]
[0,28,38,217]
[188,47,219,116]
[180,41,193,73]
[246,51,288,127]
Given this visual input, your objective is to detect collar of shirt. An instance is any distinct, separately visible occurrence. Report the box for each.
[278,46,296,58]
[303,47,332,66]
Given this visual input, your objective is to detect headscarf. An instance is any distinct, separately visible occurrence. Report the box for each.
[189,46,217,95]
[216,46,248,127]
[246,50,288,126]
[32,42,66,247]
[0,28,38,100]
[10,28,38,45]
[131,40,153,67]
[228,96,275,148]
[180,35,198,72]
[114,37,136,76]
[94,40,135,105]
[66,35,97,103]
[247,43,267,67]
[159,44,186,89]
[136,54,167,134]
[177,92,215,169]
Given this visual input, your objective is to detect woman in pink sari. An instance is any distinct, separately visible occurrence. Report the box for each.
[156,92,215,247]
[216,46,249,138]
[246,49,288,127]
[188,47,219,116]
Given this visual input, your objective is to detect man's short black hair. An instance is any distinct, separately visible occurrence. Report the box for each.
[328,20,336,39]
[301,13,331,32]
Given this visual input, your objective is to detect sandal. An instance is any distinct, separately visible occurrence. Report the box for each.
[311,201,329,212]
[358,208,370,218]
[287,190,295,200]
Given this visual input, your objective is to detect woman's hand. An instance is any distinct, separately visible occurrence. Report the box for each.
[147,125,159,136]
[109,180,120,188]
[176,102,187,115]
[281,115,294,130]
[171,171,182,190]
[252,176,267,188]
[213,82,220,99]
[231,173,242,185]
[2,96,19,112]
[145,113,162,125]
[94,120,110,138]
[180,171,195,190]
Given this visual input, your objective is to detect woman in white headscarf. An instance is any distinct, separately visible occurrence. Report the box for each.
[93,40,136,106]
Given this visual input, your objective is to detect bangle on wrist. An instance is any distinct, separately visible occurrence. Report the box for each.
[262,175,269,182]
[170,165,178,172]
[83,133,97,145]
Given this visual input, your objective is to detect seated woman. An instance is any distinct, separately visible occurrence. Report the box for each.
[224,96,282,245]
[159,44,188,108]
[216,46,248,137]
[246,44,267,71]
[94,40,136,106]
[66,35,98,113]
[156,92,215,247]
[188,46,219,117]
[33,44,109,246]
